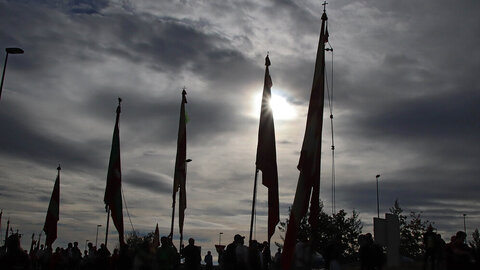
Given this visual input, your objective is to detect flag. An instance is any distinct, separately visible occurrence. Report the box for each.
[282,10,329,270]
[104,98,125,245]
[173,89,188,239]
[255,55,279,242]
[43,166,61,247]
[153,223,160,248]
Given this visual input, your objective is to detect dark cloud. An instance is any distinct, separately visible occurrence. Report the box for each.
[15,0,110,14]
[123,169,171,195]
[0,0,479,250]
[0,101,107,172]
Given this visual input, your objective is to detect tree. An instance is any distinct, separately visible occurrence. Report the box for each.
[125,231,155,252]
[277,201,363,262]
[469,229,480,264]
[389,199,431,259]
[470,229,480,249]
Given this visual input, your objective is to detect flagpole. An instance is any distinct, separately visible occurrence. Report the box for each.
[0,209,3,244]
[105,206,110,247]
[30,233,35,254]
[249,168,259,244]
[180,231,183,250]
[170,194,176,238]
[5,219,9,246]
[282,3,329,269]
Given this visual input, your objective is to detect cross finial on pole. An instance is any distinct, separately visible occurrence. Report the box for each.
[322,1,328,12]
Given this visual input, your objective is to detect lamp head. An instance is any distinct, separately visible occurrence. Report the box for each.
[6,48,24,54]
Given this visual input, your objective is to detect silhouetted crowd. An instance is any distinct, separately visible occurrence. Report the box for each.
[424,228,478,270]
[1,230,479,270]
[0,233,216,270]
[1,233,122,270]
[358,233,385,270]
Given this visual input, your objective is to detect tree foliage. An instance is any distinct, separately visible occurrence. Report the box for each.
[470,229,480,264]
[389,199,430,259]
[277,202,362,262]
[125,231,155,251]
[470,229,480,250]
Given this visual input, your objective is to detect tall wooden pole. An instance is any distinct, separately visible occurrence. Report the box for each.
[105,206,110,247]
[376,175,380,218]
[249,169,259,244]
[170,195,176,238]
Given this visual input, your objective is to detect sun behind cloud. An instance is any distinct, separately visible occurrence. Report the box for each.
[252,88,297,120]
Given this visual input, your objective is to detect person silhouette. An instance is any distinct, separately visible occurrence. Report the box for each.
[423,225,436,270]
[182,238,201,270]
[204,251,213,270]
[2,234,31,270]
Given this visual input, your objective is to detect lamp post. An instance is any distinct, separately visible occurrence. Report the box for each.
[95,225,102,247]
[219,232,223,246]
[463,214,467,236]
[0,47,24,100]
[376,174,381,218]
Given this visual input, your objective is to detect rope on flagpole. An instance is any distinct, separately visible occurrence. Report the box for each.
[121,185,136,234]
[325,36,336,215]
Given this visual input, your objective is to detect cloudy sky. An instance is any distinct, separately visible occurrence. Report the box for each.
[0,0,479,255]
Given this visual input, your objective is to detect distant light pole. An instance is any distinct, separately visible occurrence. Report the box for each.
[95,225,102,247]
[0,47,24,100]
[185,158,192,175]
[219,232,223,245]
[463,214,467,236]
[376,174,381,218]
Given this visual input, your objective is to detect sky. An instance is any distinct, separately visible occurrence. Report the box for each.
[0,0,479,258]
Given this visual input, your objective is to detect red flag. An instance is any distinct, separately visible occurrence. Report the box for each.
[43,166,61,247]
[153,223,160,248]
[173,89,188,239]
[104,98,125,245]
[255,55,279,242]
[282,10,329,270]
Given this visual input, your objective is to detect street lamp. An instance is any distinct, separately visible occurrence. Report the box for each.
[185,158,192,177]
[0,47,24,100]
[463,214,467,239]
[376,174,381,218]
[95,225,102,247]
[219,232,223,245]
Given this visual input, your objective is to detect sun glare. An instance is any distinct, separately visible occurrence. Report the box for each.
[253,89,297,120]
